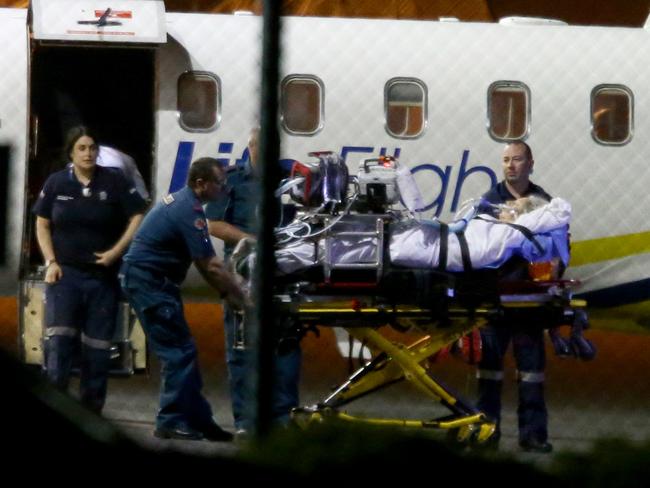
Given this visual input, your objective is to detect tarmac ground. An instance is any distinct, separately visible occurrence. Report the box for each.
[87,325,650,472]
[4,298,649,474]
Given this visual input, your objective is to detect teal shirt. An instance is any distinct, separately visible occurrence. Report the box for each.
[125,186,214,284]
[205,163,259,257]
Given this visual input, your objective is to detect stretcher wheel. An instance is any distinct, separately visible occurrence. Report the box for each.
[445,426,464,444]
[445,421,497,446]
[473,422,497,444]
[290,405,337,429]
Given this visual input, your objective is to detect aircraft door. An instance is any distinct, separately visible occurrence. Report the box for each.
[0,9,28,295]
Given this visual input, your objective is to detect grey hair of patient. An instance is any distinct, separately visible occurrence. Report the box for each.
[519,195,548,213]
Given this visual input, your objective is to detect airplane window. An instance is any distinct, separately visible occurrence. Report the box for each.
[385,78,427,139]
[487,81,530,141]
[591,85,633,145]
[177,71,220,132]
[281,75,324,135]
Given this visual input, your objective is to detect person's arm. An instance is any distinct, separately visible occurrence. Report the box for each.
[98,146,150,201]
[208,220,254,246]
[119,153,150,201]
[94,213,144,266]
[194,255,249,310]
[131,171,150,201]
[35,216,63,283]
[205,182,254,246]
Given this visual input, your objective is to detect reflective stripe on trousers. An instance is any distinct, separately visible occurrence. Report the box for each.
[517,370,545,383]
[45,326,77,337]
[476,369,504,381]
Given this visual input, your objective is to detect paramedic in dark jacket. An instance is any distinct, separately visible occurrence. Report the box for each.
[34,126,146,413]
[120,157,247,442]
[206,128,301,437]
[477,140,554,453]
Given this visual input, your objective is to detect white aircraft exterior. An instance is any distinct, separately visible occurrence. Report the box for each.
[1,0,649,349]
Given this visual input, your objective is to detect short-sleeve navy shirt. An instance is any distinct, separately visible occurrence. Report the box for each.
[124,186,215,284]
[481,180,552,217]
[204,164,258,257]
[33,165,146,270]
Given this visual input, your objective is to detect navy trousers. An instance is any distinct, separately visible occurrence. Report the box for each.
[44,265,119,413]
[223,305,301,431]
[120,263,215,431]
[477,324,548,443]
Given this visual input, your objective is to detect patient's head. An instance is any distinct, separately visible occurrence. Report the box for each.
[499,195,547,222]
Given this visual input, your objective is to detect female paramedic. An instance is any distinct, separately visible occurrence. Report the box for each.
[33,126,146,413]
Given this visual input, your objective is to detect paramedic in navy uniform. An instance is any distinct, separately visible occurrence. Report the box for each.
[33,126,146,414]
[206,128,301,437]
[120,157,247,442]
[477,140,554,453]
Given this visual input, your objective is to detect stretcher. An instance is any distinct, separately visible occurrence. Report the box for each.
[258,153,588,444]
[268,212,585,445]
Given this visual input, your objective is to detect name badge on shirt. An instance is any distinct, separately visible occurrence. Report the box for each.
[56,195,74,201]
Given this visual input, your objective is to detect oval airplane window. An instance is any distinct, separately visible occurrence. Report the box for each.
[487,81,530,141]
[385,78,427,139]
[281,75,324,136]
[591,85,633,145]
[177,71,221,132]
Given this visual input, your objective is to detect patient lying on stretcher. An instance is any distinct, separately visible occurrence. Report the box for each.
[273,196,571,275]
[497,195,547,222]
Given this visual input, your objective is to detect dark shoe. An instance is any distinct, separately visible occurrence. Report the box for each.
[154,426,204,441]
[201,423,234,442]
[519,438,553,453]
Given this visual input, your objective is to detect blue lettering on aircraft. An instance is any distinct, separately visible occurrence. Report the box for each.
[411,150,497,216]
[168,141,195,193]
[170,142,496,214]
[216,142,233,166]
[218,142,233,154]
[411,164,451,214]
[339,146,402,163]
[379,147,402,159]
[340,146,373,163]
[234,147,250,167]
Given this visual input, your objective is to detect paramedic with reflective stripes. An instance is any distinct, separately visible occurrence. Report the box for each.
[477,140,554,453]
[33,126,146,414]
[120,157,247,442]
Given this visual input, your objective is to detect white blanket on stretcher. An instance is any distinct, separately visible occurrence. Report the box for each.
[389,197,571,271]
[275,197,571,274]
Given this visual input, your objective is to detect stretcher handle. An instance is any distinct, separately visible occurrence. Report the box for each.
[361,156,397,173]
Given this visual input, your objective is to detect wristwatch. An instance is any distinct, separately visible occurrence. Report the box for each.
[45,259,57,267]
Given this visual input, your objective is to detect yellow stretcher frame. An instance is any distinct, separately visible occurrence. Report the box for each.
[290,296,587,446]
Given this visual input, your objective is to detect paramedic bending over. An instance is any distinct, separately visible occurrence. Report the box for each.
[477,140,554,453]
[33,126,146,414]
